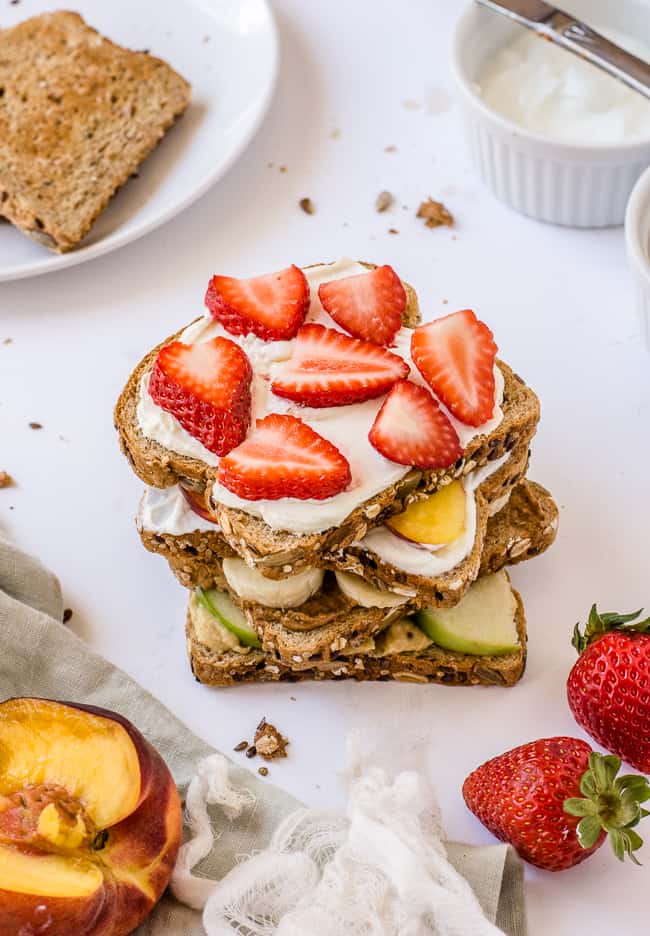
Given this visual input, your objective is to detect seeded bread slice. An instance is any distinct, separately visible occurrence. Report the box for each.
[138,437,530,609]
[170,479,556,667]
[0,12,190,252]
[115,263,421,491]
[136,436,528,596]
[186,577,527,689]
[480,480,559,572]
[116,261,540,573]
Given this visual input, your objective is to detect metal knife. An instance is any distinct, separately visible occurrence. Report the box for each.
[476,0,650,99]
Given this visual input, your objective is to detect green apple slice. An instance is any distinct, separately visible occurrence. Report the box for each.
[195,587,261,648]
[414,571,519,656]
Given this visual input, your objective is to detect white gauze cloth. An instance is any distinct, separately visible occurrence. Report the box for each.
[171,753,503,936]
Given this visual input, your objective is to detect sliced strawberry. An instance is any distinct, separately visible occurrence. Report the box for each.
[217,413,351,501]
[149,337,252,456]
[411,310,497,427]
[180,486,219,524]
[318,265,406,345]
[271,323,409,407]
[205,265,309,341]
[368,381,462,468]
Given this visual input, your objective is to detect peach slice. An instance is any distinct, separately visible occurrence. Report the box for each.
[386,480,466,545]
[0,698,182,936]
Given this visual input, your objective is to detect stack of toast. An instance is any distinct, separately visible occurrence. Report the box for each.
[116,259,558,688]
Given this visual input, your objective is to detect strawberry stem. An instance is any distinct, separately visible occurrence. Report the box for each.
[564,753,650,863]
[572,605,650,654]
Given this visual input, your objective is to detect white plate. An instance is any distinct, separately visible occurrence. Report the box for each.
[0,0,277,281]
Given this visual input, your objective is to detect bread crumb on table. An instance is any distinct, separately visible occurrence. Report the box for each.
[417,198,454,229]
[375,191,394,213]
[254,719,289,761]
[0,471,14,488]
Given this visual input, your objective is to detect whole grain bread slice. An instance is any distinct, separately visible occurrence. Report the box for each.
[480,480,559,573]
[186,576,527,689]
[170,479,556,667]
[138,436,531,609]
[0,12,190,252]
[116,261,540,572]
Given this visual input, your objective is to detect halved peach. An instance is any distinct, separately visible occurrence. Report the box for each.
[0,698,182,936]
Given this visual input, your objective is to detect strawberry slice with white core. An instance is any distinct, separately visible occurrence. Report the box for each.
[411,309,497,427]
[149,337,252,456]
[217,413,351,501]
[368,381,462,468]
[318,265,406,345]
[271,323,410,407]
[205,265,310,341]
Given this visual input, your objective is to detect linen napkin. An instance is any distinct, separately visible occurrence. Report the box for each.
[0,535,527,935]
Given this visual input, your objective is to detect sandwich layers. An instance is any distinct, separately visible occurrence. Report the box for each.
[117,258,555,689]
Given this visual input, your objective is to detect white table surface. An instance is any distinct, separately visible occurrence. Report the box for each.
[2,1,649,932]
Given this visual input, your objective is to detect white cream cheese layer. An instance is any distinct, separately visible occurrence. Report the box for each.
[358,452,511,577]
[138,486,219,535]
[137,258,504,535]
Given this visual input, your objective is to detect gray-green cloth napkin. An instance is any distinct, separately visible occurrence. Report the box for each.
[0,536,527,935]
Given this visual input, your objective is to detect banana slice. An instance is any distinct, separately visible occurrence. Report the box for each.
[222,558,324,609]
[334,570,408,609]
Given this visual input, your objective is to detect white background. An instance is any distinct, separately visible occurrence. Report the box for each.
[1,1,649,932]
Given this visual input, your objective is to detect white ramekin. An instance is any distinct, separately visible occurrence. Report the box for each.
[625,164,650,346]
[450,2,650,228]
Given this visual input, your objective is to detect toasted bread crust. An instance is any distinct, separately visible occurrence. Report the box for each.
[186,579,527,689]
[0,12,190,252]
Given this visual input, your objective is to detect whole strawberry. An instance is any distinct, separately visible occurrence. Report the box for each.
[567,606,650,773]
[463,737,649,871]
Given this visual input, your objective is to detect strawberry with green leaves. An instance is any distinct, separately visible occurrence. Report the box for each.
[567,606,650,774]
[463,737,650,871]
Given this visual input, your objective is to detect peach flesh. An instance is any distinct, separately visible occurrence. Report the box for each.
[0,698,182,936]
[0,698,141,829]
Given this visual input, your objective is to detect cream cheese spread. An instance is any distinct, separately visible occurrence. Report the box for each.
[479,28,650,145]
[138,485,220,536]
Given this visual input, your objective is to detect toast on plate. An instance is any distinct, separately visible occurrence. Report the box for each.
[0,12,190,252]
